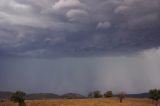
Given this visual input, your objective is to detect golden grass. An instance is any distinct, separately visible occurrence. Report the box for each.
[0,98,154,106]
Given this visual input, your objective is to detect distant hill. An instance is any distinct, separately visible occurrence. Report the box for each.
[0,91,13,100]
[127,93,148,98]
[61,93,85,99]
[0,91,148,100]
[26,93,60,100]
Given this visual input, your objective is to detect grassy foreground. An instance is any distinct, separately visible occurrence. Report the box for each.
[0,98,153,106]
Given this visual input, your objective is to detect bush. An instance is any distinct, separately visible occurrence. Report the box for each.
[88,90,102,98]
[10,91,26,106]
[104,91,113,98]
[149,89,160,106]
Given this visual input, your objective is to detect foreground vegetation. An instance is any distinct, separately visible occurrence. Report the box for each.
[1,89,159,106]
[0,98,154,106]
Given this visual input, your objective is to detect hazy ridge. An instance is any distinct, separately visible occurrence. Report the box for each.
[0,91,148,100]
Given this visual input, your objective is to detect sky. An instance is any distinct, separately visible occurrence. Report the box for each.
[0,0,160,95]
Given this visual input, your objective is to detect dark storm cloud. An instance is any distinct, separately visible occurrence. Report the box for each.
[1,0,160,95]
[0,0,160,57]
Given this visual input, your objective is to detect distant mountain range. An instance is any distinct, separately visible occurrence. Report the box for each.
[0,91,148,100]
[127,93,148,98]
[0,91,85,100]
[61,93,85,99]
[26,93,60,100]
[0,91,12,100]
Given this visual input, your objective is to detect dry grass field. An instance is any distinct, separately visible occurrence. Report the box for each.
[0,98,154,106]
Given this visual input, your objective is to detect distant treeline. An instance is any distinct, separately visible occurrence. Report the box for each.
[0,90,148,100]
[0,89,160,106]
[1,89,160,106]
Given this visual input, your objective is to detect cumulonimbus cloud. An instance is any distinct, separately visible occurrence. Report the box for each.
[0,0,160,57]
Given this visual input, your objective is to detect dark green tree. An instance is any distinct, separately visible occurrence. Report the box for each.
[149,89,160,106]
[104,91,113,98]
[10,91,26,106]
[117,92,127,103]
[93,90,102,98]
[88,90,102,98]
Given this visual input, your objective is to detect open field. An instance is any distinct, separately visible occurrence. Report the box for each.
[0,98,154,106]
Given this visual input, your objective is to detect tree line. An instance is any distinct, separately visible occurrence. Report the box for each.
[88,90,127,103]
[9,89,160,106]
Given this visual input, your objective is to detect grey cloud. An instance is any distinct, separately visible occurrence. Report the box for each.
[52,0,84,10]
[1,0,160,95]
[97,21,111,29]
[0,0,160,57]
[66,9,88,22]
